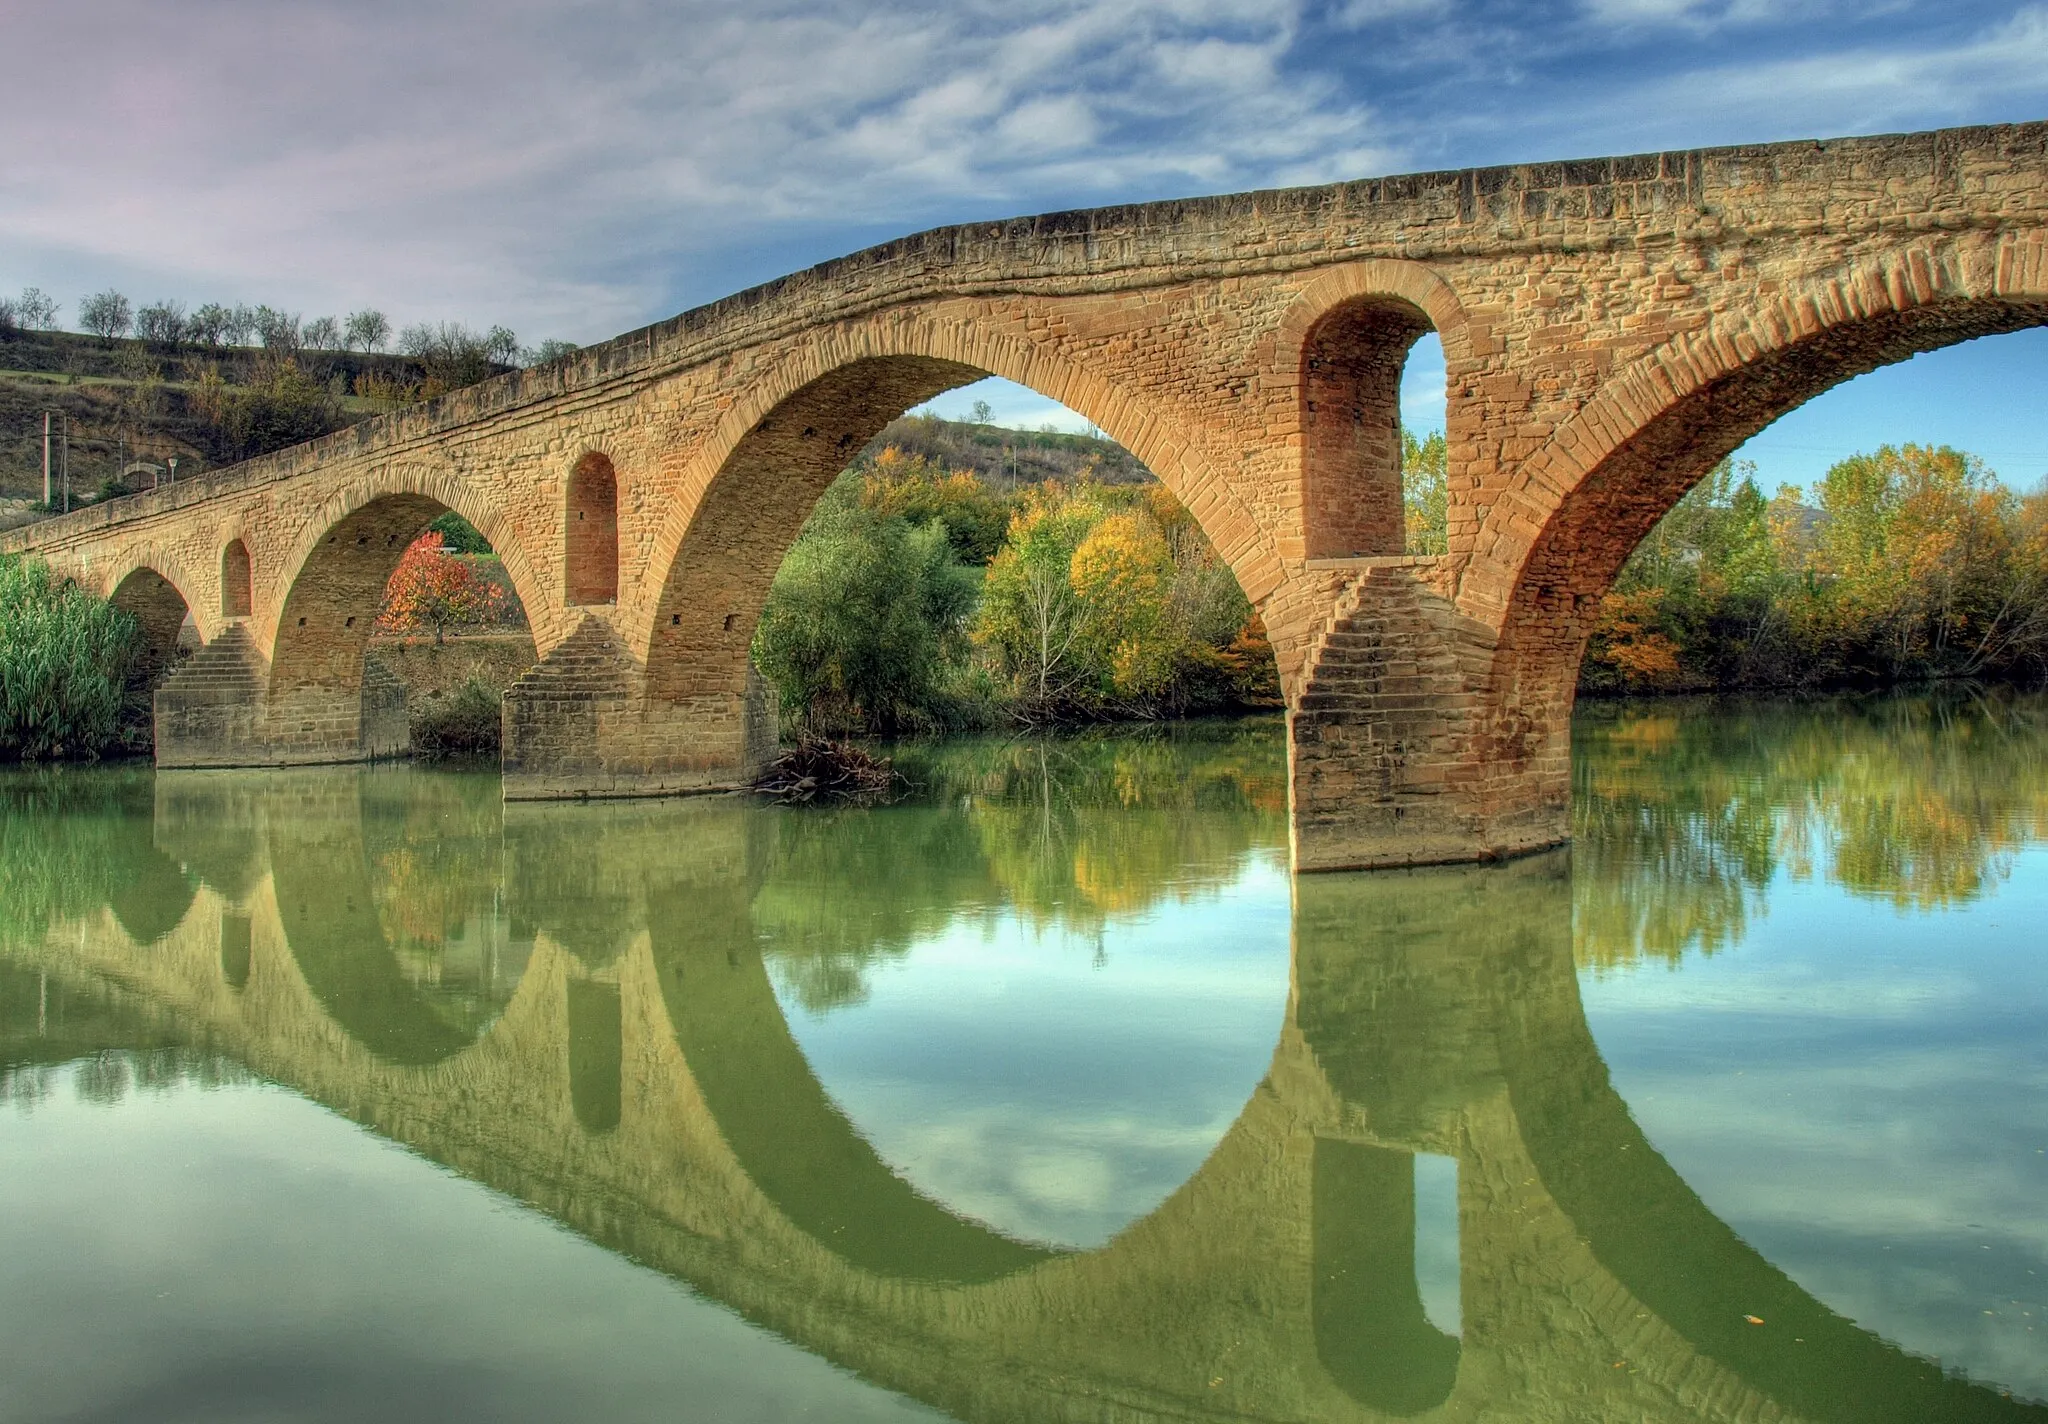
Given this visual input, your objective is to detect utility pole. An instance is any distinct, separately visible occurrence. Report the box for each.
[42,411,52,507]
[61,415,69,514]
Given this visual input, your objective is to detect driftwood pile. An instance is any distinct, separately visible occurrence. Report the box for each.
[751,736,896,805]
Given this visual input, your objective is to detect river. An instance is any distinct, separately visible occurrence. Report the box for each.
[1,692,2044,1422]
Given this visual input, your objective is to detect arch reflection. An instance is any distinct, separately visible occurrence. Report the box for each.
[0,723,2042,1422]
[255,770,528,1064]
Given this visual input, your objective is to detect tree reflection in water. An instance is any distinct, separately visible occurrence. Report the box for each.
[1573,689,2048,971]
[760,719,1288,1012]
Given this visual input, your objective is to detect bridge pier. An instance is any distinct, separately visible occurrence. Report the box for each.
[1285,564,1570,872]
[501,617,778,800]
[153,625,410,768]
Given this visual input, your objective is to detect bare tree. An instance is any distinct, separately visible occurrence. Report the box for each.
[223,304,257,346]
[17,288,60,330]
[399,321,494,388]
[188,303,230,347]
[302,315,341,350]
[0,296,15,333]
[345,308,390,352]
[484,325,519,366]
[134,299,188,346]
[523,338,579,366]
[253,305,300,350]
[1018,561,1082,712]
[78,289,133,340]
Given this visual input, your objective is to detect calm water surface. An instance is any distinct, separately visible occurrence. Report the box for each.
[2,695,2044,1422]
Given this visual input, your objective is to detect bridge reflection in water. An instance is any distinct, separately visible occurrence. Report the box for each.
[2,751,2043,1424]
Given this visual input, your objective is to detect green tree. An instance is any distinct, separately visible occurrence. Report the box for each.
[975,481,1106,712]
[1403,429,1448,556]
[753,492,976,734]
[428,511,492,553]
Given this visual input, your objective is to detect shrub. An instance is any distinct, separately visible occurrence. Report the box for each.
[412,672,502,761]
[0,555,139,761]
[753,491,975,735]
[377,533,509,641]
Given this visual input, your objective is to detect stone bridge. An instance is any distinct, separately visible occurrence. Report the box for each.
[3,772,2041,1423]
[6,123,2048,868]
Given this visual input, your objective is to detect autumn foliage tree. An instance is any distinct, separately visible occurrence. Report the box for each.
[1582,446,2048,694]
[376,533,508,643]
[974,479,1276,720]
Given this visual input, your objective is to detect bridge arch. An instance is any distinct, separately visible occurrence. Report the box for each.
[1275,259,1475,561]
[263,462,549,657]
[108,564,198,690]
[261,471,549,759]
[220,538,253,619]
[635,322,1288,702]
[1459,239,2048,819]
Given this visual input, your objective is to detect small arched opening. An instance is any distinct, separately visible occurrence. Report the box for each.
[1300,297,1441,559]
[220,539,252,619]
[109,566,197,700]
[567,979,623,1134]
[566,453,619,606]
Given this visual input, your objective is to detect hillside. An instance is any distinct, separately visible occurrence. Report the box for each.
[859,412,1150,489]
[0,328,508,527]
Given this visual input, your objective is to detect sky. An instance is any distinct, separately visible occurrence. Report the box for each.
[6,0,2048,489]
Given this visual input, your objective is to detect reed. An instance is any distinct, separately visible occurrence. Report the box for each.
[0,554,139,761]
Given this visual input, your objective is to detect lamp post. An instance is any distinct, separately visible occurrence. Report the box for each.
[167,455,180,485]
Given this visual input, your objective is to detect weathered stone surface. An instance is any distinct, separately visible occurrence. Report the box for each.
[8,122,2048,867]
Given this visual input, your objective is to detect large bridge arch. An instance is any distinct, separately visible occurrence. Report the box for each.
[635,316,1290,699]
[1447,239,2048,838]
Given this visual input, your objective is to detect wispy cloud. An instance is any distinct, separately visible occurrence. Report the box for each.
[2,0,2044,345]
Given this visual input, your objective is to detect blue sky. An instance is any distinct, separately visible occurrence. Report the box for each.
[6,0,2048,488]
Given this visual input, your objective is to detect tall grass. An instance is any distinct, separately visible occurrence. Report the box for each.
[0,554,139,761]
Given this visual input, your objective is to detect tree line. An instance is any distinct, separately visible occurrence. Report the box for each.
[1573,445,2048,694]
[753,445,1281,733]
[0,283,576,369]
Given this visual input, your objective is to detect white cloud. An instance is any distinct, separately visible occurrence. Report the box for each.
[5,0,2046,358]
[0,0,1404,343]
